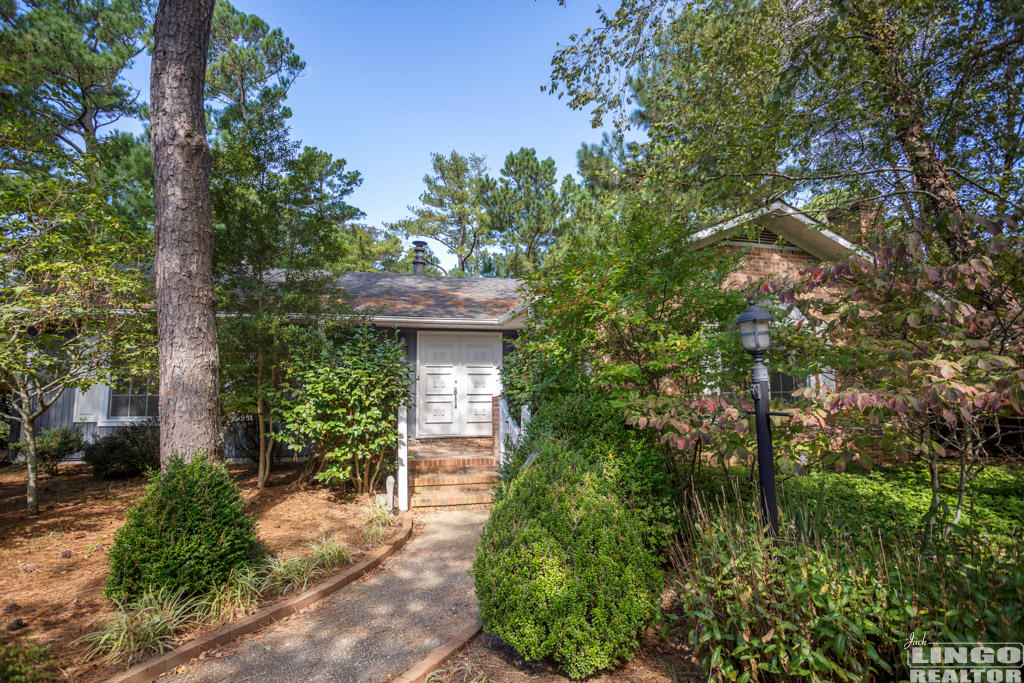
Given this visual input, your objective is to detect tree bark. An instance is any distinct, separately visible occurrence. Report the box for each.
[150,0,221,465]
[24,420,37,516]
[857,10,970,254]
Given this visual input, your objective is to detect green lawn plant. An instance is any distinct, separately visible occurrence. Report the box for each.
[282,325,413,493]
[104,455,262,602]
[82,423,159,479]
[474,441,664,679]
[34,427,85,476]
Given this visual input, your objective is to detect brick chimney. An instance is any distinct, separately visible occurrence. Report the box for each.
[412,240,427,275]
[825,200,883,243]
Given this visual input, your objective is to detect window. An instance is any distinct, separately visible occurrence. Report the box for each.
[107,381,158,420]
[769,370,805,401]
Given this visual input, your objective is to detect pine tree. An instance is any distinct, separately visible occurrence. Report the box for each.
[389,151,492,276]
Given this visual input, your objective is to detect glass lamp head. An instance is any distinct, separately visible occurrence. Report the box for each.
[736,303,772,355]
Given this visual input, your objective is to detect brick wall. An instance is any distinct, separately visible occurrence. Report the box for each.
[724,244,819,289]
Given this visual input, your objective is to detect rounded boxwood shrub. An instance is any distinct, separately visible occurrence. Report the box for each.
[473,445,663,679]
[500,392,677,549]
[105,455,263,602]
[83,423,160,479]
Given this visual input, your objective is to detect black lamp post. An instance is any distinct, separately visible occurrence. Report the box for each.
[736,302,780,539]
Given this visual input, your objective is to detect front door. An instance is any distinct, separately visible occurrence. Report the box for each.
[417,333,502,437]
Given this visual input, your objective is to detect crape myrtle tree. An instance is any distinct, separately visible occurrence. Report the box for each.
[0,144,152,514]
[208,1,363,488]
[389,151,493,276]
[547,0,1024,541]
[150,0,220,464]
[0,0,156,512]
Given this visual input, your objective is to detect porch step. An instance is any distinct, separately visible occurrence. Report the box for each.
[411,471,498,488]
[409,455,498,474]
[410,488,495,508]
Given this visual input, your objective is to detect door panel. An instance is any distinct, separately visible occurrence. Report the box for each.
[461,340,499,436]
[418,337,459,436]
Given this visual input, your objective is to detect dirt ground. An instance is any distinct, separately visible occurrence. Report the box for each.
[428,630,704,683]
[0,460,400,681]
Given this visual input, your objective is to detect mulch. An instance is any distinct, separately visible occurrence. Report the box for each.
[428,628,704,682]
[0,460,397,681]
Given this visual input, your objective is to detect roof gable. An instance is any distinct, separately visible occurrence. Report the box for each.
[692,201,857,260]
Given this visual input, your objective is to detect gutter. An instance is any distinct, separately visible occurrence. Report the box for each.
[370,314,525,330]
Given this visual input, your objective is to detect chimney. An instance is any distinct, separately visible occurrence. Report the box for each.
[411,240,427,275]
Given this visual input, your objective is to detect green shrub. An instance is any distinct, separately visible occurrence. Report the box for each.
[104,455,262,601]
[83,423,159,479]
[676,493,1024,680]
[473,444,664,679]
[35,426,84,476]
[500,391,630,482]
[281,326,413,494]
[0,640,51,682]
[501,391,677,547]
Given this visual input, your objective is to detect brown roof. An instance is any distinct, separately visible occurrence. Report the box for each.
[335,272,525,322]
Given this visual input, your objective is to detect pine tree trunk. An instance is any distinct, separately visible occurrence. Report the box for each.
[150,0,221,466]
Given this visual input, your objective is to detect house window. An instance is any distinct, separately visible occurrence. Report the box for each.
[107,381,158,420]
[769,370,805,401]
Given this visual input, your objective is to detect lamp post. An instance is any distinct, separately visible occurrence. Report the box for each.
[736,302,780,539]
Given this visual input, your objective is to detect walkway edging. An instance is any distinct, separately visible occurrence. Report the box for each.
[393,618,483,683]
[105,516,414,683]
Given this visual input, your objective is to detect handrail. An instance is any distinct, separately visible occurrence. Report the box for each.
[497,397,530,463]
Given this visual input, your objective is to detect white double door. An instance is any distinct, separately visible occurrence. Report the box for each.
[417,332,502,437]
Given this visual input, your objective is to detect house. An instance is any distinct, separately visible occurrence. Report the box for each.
[11,205,856,506]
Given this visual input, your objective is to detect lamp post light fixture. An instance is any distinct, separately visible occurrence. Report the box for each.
[736,302,780,539]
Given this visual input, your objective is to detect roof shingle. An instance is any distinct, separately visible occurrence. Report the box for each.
[335,272,524,321]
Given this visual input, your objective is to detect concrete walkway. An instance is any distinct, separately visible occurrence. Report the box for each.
[165,508,488,683]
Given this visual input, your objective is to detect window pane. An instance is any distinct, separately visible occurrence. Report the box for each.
[769,371,805,401]
[109,395,130,417]
[129,396,148,417]
[147,395,159,417]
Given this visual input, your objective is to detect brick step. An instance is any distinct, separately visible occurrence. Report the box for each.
[411,471,498,488]
[409,455,498,474]
[410,488,495,508]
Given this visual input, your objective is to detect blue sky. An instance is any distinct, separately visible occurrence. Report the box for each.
[124,1,607,269]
